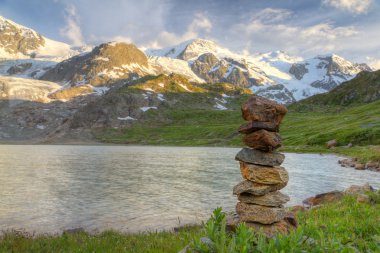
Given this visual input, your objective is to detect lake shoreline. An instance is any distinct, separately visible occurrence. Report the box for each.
[1,192,379,252]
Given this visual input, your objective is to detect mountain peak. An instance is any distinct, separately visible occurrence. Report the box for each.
[146,38,235,61]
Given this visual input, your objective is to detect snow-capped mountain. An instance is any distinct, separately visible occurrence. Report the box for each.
[0,16,372,104]
[0,16,85,60]
[0,16,91,80]
[146,39,372,103]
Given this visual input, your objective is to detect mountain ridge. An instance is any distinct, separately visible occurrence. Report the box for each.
[0,16,374,105]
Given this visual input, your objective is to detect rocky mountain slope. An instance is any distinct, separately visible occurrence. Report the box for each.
[290,69,380,111]
[0,16,91,82]
[146,39,372,104]
[0,16,373,104]
[41,42,152,87]
[0,16,83,60]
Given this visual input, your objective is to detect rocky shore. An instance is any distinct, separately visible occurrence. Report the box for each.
[338,157,380,172]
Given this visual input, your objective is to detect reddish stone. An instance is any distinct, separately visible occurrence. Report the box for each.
[238,121,279,134]
[227,213,297,238]
[302,191,343,207]
[241,96,287,127]
[243,130,282,151]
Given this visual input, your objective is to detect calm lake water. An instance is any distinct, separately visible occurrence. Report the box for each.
[0,145,379,234]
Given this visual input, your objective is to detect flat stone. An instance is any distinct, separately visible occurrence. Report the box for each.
[243,130,282,151]
[241,96,287,127]
[227,214,297,238]
[238,191,290,207]
[233,180,287,196]
[240,162,289,185]
[302,191,344,207]
[238,121,279,134]
[356,194,371,204]
[236,202,286,224]
[235,148,284,166]
[344,183,374,195]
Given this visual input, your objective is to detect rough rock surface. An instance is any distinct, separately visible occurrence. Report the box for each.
[235,148,284,166]
[241,95,288,126]
[0,16,45,56]
[326,139,337,148]
[344,183,374,195]
[238,121,279,134]
[356,194,371,204]
[243,129,282,151]
[240,162,289,185]
[41,42,149,86]
[302,191,344,207]
[227,214,297,238]
[237,191,290,207]
[236,202,286,224]
[233,180,287,196]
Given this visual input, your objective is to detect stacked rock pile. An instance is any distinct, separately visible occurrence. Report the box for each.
[228,95,297,237]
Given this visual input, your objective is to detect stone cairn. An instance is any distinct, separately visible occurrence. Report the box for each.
[227,95,297,237]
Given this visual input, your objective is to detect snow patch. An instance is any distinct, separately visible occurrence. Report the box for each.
[94,56,109,61]
[117,116,136,121]
[92,86,109,96]
[36,124,46,130]
[214,103,227,110]
[140,106,157,112]
[179,83,192,92]
[143,87,155,92]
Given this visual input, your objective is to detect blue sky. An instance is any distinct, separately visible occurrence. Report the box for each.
[1,0,379,67]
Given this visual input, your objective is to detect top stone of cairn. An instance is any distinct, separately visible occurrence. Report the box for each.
[241,96,288,128]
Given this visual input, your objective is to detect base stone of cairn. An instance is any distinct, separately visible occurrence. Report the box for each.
[227,95,297,238]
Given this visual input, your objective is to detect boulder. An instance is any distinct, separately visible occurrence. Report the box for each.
[326,139,337,149]
[243,130,282,151]
[356,194,371,204]
[241,96,288,127]
[238,191,290,207]
[302,191,343,207]
[236,202,286,224]
[238,121,279,134]
[338,158,355,167]
[365,161,380,170]
[344,183,374,195]
[227,214,296,238]
[240,162,289,185]
[354,163,365,170]
[233,180,287,196]
[235,148,285,166]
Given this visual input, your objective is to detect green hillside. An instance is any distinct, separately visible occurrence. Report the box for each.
[96,72,380,161]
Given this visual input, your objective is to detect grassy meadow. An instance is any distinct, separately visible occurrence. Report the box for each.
[1,192,379,253]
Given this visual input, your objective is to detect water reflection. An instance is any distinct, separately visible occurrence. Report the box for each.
[0,145,379,234]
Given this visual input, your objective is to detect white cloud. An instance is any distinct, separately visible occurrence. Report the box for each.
[146,13,213,48]
[366,57,380,70]
[230,9,359,56]
[252,8,292,24]
[322,0,372,14]
[60,4,84,46]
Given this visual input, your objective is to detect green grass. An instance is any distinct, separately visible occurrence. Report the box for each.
[283,100,380,147]
[1,193,379,252]
[95,99,380,162]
